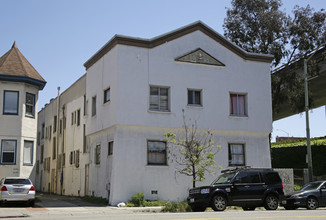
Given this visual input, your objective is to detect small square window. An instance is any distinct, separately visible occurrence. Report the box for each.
[104,88,111,103]
[188,89,202,106]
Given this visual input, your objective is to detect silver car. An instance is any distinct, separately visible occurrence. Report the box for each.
[0,177,35,206]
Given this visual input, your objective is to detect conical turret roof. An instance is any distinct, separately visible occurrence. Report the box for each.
[0,42,46,90]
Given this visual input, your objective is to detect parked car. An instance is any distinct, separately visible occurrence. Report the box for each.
[0,177,35,206]
[281,181,326,210]
[187,167,284,212]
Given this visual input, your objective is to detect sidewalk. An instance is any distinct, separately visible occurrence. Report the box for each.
[0,193,162,218]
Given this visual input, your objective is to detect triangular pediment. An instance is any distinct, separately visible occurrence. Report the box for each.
[175,48,225,66]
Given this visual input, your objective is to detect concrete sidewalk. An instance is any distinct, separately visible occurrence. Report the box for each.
[0,193,162,219]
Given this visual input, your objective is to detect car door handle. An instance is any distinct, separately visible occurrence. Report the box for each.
[244,185,250,188]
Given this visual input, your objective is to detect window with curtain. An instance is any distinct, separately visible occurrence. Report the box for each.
[149,86,169,112]
[3,91,19,115]
[147,141,167,165]
[1,140,16,164]
[230,93,247,116]
[23,141,33,165]
[188,89,202,106]
[25,93,35,117]
[228,144,245,166]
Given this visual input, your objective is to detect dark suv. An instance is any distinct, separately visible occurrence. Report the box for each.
[187,167,284,211]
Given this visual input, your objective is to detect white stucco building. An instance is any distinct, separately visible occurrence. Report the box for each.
[35,21,273,204]
[0,42,46,181]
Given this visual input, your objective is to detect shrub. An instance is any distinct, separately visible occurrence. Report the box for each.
[130,192,145,207]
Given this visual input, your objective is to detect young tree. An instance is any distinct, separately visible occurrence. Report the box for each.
[223,0,326,115]
[164,110,220,188]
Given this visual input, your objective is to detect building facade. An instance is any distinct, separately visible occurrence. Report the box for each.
[35,22,274,204]
[0,42,46,180]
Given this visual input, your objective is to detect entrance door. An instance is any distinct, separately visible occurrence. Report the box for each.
[85,164,89,196]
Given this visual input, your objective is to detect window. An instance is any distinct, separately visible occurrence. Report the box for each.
[75,150,80,168]
[25,93,35,117]
[53,137,56,160]
[23,141,33,165]
[1,140,16,164]
[41,123,45,139]
[228,144,245,166]
[230,93,247,116]
[53,116,57,132]
[92,96,97,116]
[40,145,44,164]
[188,89,202,106]
[149,86,169,112]
[71,112,75,125]
[108,141,113,156]
[95,145,101,164]
[104,88,110,103]
[77,109,80,126]
[147,141,167,165]
[83,124,87,153]
[83,95,87,116]
[234,171,261,184]
[3,90,19,115]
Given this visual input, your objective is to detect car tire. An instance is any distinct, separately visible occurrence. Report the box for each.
[306,197,318,210]
[211,195,227,211]
[242,206,256,211]
[29,200,35,207]
[264,195,278,210]
[190,205,206,212]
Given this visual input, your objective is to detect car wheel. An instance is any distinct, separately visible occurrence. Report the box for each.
[29,200,35,207]
[211,195,227,211]
[190,205,206,212]
[306,197,318,210]
[264,195,278,210]
[242,206,256,211]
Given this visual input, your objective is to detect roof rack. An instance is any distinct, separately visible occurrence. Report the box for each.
[221,166,251,173]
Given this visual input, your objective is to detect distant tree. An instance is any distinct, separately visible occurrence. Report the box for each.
[223,0,326,114]
[164,110,220,188]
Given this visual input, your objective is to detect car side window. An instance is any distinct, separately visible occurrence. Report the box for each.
[234,172,261,184]
[321,183,326,190]
[263,172,281,184]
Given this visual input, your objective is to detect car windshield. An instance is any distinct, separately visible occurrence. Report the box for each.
[300,182,322,191]
[211,172,236,185]
[4,179,31,185]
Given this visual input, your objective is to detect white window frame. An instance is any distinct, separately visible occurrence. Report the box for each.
[25,93,35,117]
[228,143,245,166]
[23,140,33,166]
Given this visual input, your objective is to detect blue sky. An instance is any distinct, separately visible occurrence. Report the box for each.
[1,0,325,142]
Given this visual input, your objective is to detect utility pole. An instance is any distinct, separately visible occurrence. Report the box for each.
[304,43,325,182]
